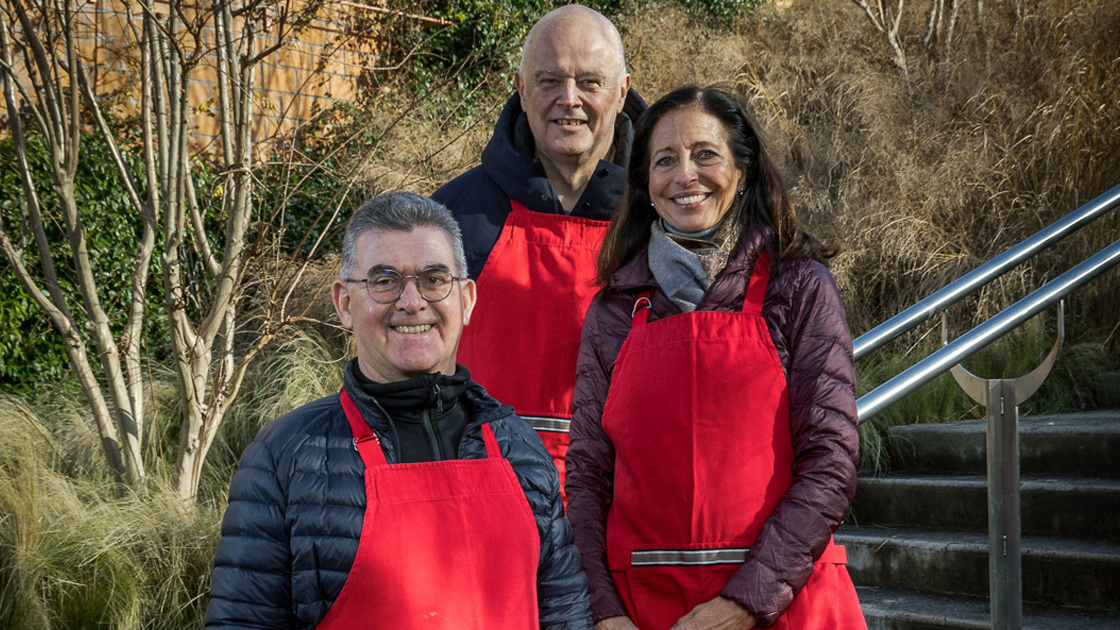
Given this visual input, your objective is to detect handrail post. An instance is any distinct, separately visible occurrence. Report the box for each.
[987,377,1024,630]
[946,303,1063,630]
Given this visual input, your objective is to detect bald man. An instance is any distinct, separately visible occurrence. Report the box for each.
[433,5,645,500]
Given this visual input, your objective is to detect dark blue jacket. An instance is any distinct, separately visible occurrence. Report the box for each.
[433,90,646,279]
[206,364,593,629]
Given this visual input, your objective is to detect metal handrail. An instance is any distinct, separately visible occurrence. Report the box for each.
[857,237,1120,421]
[853,183,1120,361]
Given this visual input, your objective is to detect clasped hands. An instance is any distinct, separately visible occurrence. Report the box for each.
[594,596,757,630]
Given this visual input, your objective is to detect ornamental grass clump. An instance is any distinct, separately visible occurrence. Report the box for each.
[0,328,345,628]
[0,395,215,628]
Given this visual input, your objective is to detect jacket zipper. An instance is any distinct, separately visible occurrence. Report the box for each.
[422,383,443,460]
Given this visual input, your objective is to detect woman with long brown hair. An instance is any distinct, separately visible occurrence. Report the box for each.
[566,85,865,630]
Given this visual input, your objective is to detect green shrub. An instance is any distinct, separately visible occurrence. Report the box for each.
[376,0,623,90]
[678,0,765,21]
[0,122,170,391]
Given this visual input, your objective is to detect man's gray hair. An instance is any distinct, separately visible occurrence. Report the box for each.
[340,192,468,277]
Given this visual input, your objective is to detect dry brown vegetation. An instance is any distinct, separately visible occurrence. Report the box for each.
[638,0,1119,339]
[359,0,1120,345]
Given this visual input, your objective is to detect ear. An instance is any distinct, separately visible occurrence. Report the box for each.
[459,278,478,326]
[332,278,354,329]
[514,71,526,105]
[617,73,631,112]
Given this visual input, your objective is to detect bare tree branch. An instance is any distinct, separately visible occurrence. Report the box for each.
[852,0,885,32]
[851,0,909,78]
[2,0,370,500]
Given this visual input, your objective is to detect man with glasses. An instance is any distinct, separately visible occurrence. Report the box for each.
[206,192,592,629]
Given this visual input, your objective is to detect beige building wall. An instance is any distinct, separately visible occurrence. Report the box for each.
[6,0,433,149]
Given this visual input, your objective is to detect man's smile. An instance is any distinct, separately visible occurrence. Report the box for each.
[392,324,434,334]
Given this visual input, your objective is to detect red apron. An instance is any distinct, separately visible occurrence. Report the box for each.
[457,199,609,500]
[317,388,541,629]
[601,253,864,630]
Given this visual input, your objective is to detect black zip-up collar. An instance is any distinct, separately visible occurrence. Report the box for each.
[343,360,472,463]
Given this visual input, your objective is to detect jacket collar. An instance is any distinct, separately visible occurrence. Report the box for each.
[480,90,646,217]
[342,359,513,432]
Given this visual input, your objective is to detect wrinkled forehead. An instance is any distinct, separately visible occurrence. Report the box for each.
[522,15,624,76]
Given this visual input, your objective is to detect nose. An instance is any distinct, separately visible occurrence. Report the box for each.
[395,277,426,311]
[674,158,699,185]
[557,78,581,108]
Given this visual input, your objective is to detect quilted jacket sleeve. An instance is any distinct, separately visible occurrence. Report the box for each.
[566,297,632,623]
[494,416,594,629]
[720,259,860,626]
[206,422,298,629]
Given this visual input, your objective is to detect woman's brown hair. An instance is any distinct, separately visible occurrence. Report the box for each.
[596,85,834,286]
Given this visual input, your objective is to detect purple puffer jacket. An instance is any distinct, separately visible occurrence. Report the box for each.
[566,221,859,627]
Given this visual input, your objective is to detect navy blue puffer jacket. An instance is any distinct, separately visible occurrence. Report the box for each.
[432,89,646,280]
[206,365,593,629]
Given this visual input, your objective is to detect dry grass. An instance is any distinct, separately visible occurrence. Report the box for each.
[0,328,345,628]
[363,0,1120,343]
[607,0,1120,340]
[0,395,219,628]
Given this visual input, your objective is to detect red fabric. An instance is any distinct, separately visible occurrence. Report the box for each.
[568,223,860,624]
[457,200,609,500]
[318,389,540,629]
[600,253,863,630]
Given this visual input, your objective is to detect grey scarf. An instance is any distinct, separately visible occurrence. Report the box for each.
[648,217,742,312]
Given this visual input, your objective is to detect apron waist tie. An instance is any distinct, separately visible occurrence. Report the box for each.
[818,542,847,565]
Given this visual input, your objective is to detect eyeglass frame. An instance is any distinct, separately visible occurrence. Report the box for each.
[342,266,468,304]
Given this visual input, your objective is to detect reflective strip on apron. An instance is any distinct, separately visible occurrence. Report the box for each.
[455,199,608,501]
[600,252,865,630]
[631,548,751,567]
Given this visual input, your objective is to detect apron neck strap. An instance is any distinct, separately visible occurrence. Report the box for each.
[630,251,771,324]
[631,291,652,327]
[743,250,771,314]
[340,387,388,468]
[342,387,505,466]
[480,423,501,458]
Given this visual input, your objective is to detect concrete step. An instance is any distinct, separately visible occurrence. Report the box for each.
[835,525,1120,611]
[887,411,1120,477]
[858,587,1120,630]
[851,474,1120,540]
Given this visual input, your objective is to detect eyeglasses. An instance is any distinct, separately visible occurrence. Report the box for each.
[344,268,465,304]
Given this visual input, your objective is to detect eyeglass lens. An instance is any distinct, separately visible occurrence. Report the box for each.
[367,269,455,303]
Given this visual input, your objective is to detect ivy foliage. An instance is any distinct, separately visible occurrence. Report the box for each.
[0,119,169,390]
[372,0,621,96]
[678,0,766,21]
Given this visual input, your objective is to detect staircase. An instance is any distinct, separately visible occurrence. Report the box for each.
[836,410,1120,629]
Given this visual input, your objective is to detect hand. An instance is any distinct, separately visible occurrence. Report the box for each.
[596,616,640,630]
[670,596,757,630]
